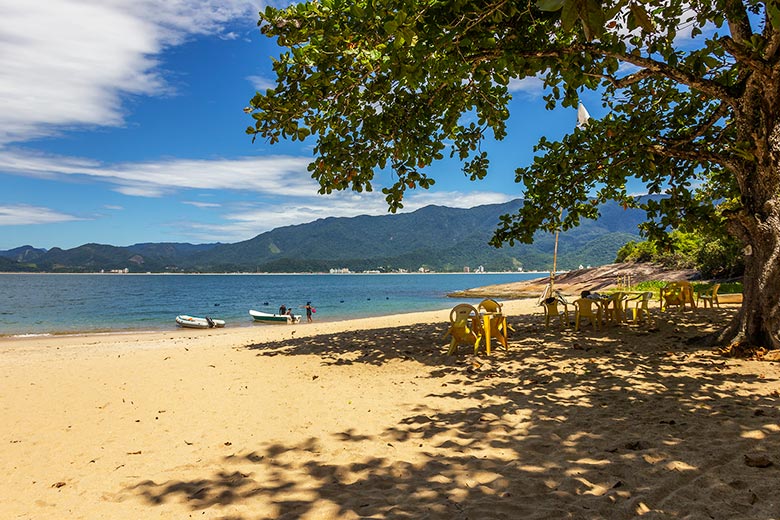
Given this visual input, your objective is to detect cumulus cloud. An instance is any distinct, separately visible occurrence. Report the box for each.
[0,204,84,226]
[0,0,267,145]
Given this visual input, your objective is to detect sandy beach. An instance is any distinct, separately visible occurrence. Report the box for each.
[2,299,779,519]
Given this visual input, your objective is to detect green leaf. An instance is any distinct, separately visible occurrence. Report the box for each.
[536,0,565,11]
[768,2,780,31]
[629,2,654,33]
[583,0,606,40]
[560,0,578,32]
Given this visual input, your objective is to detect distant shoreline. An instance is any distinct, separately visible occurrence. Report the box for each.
[0,270,555,276]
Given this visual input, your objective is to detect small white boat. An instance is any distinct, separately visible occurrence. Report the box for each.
[175,315,226,329]
[249,309,301,324]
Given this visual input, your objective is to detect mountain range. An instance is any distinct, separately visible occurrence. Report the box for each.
[0,199,646,273]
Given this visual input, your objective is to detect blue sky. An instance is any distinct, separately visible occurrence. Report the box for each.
[0,0,605,250]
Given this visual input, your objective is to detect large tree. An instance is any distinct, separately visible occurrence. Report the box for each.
[246,0,780,349]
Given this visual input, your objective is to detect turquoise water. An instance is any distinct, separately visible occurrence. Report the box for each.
[0,272,543,336]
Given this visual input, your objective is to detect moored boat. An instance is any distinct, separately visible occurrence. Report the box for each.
[175,315,226,329]
[249,309,301,324]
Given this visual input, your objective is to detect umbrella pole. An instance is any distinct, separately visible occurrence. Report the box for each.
[551,229,560,291]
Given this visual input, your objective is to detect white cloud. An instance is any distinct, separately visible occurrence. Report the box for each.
[0,204,84,226]
[247,75,276,92]
[508,76,546,97]
[400,191,515,210]
[0,149,318,197]
[183,201,222,208]
[0,0,267,145]
[104,205,124,210]
[0,147,517,216]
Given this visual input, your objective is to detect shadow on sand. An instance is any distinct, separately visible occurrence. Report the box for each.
[127,305,779,519]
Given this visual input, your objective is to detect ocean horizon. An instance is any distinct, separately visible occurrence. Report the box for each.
[0,272,545,337]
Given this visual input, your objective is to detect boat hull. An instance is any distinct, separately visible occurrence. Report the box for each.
[249,309,301,324]
[175,315,226,329]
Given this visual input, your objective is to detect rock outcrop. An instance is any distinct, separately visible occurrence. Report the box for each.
[450,262,699,299]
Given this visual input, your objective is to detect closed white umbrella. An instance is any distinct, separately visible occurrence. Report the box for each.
[577,101,591,129]
[549,102,590,293]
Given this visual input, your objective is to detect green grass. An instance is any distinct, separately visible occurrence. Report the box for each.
[692,281,742,294]
[625,280,743,296]
[607,280,743,299]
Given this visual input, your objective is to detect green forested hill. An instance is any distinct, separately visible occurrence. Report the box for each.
[0,199,646,272]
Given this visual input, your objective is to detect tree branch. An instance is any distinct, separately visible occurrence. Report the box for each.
[718,36,770,75]
[649,142,735,171]
[724,0,753,45]
[467,44,738,105]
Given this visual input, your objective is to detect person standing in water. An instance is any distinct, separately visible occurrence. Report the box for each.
[304,301,314,323]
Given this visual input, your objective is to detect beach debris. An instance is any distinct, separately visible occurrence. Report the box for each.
[744,454,773,468]
[718,341,768,359]
[761,350,780,361]
[127,450,141,455]
[184,440,193,445]
[51,481,66,488]
[624,440,649,451]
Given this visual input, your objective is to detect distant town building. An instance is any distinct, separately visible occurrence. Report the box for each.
[329,267,352,274]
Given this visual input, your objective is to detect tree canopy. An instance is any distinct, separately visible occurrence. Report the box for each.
[247,0,780,348]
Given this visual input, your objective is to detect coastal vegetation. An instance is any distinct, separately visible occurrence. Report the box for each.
[616,230,745,280]
[247,1,780,349]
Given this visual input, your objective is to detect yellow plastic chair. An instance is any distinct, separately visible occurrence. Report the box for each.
[697,283,721,308]
[444,304,484,355]
[605,292,626,325]
[541,295,569,329]
[478,298,512,351]
[660,281,696,311]
[625,291,654,324]
[573,298,602,331]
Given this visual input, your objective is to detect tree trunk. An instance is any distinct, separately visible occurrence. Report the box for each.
[728,198,780,349]
[720,76,780,349]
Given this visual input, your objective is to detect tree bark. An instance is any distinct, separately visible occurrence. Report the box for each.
[726,199,780,349]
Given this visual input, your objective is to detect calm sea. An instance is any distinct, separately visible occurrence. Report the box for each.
[0,272,544,336]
